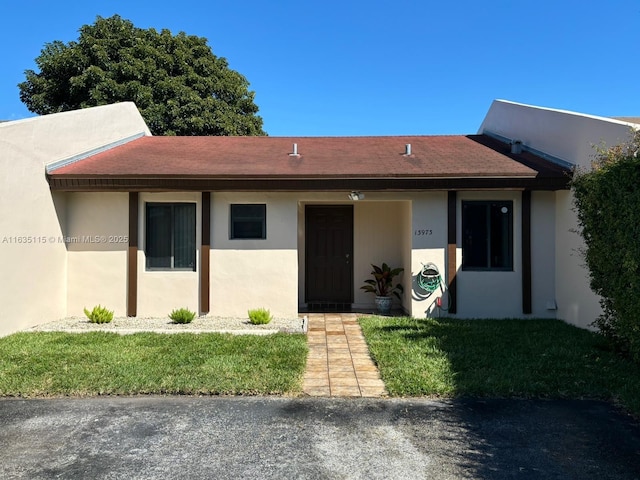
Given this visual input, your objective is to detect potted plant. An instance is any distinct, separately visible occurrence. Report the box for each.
[360,263,404,315]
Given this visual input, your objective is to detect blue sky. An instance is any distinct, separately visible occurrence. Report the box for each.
[1,1,638,135]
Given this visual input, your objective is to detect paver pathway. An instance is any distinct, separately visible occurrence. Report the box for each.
[302,313,387,397]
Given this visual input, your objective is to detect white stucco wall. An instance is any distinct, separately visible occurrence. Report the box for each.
[0,103,149,336]
[479,99,636,328]
[478,100,634,169]
[211,192,299,319]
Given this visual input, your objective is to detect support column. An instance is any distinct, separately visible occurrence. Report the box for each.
[522,190,532,314]
[200,192,211,314]
[127,192,138,317]
[447,191,457,314]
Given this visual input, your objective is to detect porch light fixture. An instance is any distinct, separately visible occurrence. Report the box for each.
[348,191,365,201]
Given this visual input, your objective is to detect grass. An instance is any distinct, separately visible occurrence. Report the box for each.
[0,331,307,397]
[359,316,640,415]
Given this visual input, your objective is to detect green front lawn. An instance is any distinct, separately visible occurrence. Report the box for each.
[359,317,640,415]
[0,332,308,396]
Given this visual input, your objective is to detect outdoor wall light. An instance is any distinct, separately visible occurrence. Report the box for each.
[348,191,365,201]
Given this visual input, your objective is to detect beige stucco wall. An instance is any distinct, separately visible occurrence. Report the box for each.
[530,191,557,318]
[352,200,407,310]
[296,193,409,313]
[479,99,635,328]
[554,190,601,328]
[137,192,201,317]
[65,193,129,317]
[0,103,149,336]
[399,199,413,314]
[455,191,522,318]
[211,192,298,318]
[409,192,448,318]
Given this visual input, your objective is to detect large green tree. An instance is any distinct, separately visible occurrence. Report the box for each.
[19,15,265,136]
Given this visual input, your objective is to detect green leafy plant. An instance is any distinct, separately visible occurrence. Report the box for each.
[572,128,640,362]
[83,305,114,324]
[248,308,272,325]
[169,308,196,324]
[361,263,404,299]
[19,15,265,136]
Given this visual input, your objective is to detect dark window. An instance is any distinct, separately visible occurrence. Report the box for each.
[230,204,266,239]
[462,201,513,271]
[146,203,196,270]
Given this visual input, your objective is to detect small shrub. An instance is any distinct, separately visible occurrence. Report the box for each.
[169,308,196,324]
[83,305,114,324]
[248,308,272,325]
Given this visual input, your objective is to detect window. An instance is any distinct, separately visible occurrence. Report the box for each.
[146,203,196,270]
[462,201,513,271]
[230,204,266,239]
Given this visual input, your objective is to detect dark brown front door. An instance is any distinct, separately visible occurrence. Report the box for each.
[305,205,353,306]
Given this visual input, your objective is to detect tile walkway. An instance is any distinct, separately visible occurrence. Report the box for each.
[302,313,387,397]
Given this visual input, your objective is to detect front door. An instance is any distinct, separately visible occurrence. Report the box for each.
[305,205,353,307]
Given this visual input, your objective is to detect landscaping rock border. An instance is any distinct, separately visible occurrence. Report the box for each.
[27,315,307,335]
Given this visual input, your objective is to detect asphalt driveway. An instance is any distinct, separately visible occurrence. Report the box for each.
[1,396,639,479]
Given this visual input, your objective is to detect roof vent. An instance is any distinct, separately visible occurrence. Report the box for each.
[289,143,300,157]
[510,140,523,154]
[404,144,412,156]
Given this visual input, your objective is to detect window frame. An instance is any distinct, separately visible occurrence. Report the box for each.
[145,202,196,271]
[229,204,267,240]
[461,200,514,272]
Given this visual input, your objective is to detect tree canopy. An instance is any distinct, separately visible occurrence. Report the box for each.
[18,15,265,136]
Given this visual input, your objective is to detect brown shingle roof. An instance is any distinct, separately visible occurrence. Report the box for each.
[48,134,570,191]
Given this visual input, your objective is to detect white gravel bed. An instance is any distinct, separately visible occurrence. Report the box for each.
[27,315,307,335]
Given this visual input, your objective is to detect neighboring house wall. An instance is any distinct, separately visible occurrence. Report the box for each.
[0,103,149,336]
[479,99,636,328]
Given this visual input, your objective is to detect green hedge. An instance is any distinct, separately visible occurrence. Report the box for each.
[572,129,640,361]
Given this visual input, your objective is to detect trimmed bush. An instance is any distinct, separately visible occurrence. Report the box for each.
[248,308,272,325]
[83,305,114,324]
[169,308,196,324]
[572,128,640,361]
